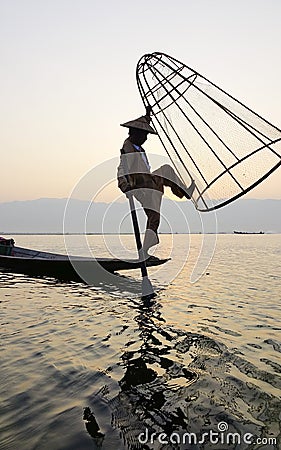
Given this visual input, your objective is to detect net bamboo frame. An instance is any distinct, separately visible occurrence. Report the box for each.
[136,52,281,211]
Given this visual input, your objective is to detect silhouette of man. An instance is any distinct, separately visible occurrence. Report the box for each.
[117,110,195,259]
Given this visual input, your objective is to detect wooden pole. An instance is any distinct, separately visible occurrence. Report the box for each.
[126,191,156,302]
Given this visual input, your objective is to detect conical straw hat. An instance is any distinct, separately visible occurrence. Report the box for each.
[120,114,157,134]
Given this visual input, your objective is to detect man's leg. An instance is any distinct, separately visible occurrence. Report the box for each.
[142,208,160,257]
[133,187,163,258]
[152,164,195,199]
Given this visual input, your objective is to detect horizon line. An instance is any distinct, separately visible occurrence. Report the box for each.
[1,196,281,204]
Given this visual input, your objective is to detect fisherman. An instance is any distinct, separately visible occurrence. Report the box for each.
[117,109,195,260]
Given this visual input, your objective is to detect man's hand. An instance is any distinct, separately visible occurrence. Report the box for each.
[125,191,132,199]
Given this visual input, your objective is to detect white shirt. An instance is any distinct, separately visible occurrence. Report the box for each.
[133,145,151,172]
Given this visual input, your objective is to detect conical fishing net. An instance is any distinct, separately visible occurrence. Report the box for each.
[136,52,281,211]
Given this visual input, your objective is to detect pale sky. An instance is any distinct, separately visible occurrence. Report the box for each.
[1,0,280,202]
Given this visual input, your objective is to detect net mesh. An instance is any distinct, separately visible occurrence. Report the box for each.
[136,52,281,211]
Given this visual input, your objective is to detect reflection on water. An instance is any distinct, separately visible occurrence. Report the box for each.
[0,235,280,449]
[83,301,280,449]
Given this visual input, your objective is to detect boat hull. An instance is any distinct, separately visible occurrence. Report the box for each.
[0,246,169,283]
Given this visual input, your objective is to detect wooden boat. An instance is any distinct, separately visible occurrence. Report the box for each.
[0,245,169,283]
[233,231,264,234]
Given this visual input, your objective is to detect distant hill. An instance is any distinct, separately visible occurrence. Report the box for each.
[0,197,280,234]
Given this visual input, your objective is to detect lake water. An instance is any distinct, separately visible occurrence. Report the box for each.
[0,234,280,450]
